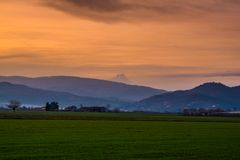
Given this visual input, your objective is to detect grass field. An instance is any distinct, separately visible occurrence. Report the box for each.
[0,111,240,160]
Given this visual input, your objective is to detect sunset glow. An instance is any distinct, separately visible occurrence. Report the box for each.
[0,0,239,90]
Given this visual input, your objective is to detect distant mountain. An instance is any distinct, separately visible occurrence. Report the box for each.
[110,74,132,84]
[134,82,240,112]
[233,86,240,90]
[0,82,130,107]
[0,76,165,101]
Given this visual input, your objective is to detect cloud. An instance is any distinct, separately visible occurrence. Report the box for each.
[41,0,240,22]
[0,53,38,60]
[66,64,205,73]
[158,71,240,78]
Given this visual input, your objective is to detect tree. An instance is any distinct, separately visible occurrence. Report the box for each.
[64,106,77,112]
[7,100,21,112]
[45,101,59,111]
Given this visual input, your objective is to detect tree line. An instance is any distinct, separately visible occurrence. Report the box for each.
[4,100,118,113]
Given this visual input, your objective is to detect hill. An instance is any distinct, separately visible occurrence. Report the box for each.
[0,82,129,107]
[134,82,240,112]
[0,76,165,101]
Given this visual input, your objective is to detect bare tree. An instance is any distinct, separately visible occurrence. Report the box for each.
[7,100,21,112]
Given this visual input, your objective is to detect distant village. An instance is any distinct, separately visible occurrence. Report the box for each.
[182,107,240,117]
[0,100,240,117]
[0,100,121,113]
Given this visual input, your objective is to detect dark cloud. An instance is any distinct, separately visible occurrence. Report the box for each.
[41,0,240,22]
[60,0,130,12]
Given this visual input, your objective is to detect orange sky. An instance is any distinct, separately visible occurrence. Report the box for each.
[0,0,240,90]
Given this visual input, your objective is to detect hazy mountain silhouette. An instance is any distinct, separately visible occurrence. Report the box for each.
[0,82,130,107]
[134,82,240,112]
[0,76,165,101]
[110,74,132,84]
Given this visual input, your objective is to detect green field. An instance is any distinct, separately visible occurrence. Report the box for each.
[0,111,240,160]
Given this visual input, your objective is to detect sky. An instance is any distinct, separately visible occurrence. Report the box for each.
[0,0,239,90]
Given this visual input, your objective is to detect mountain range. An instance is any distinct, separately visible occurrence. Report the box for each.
[0,82,129,107]
[0,76,165,101]
[134,82,240,112]
[0,76,239,112]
